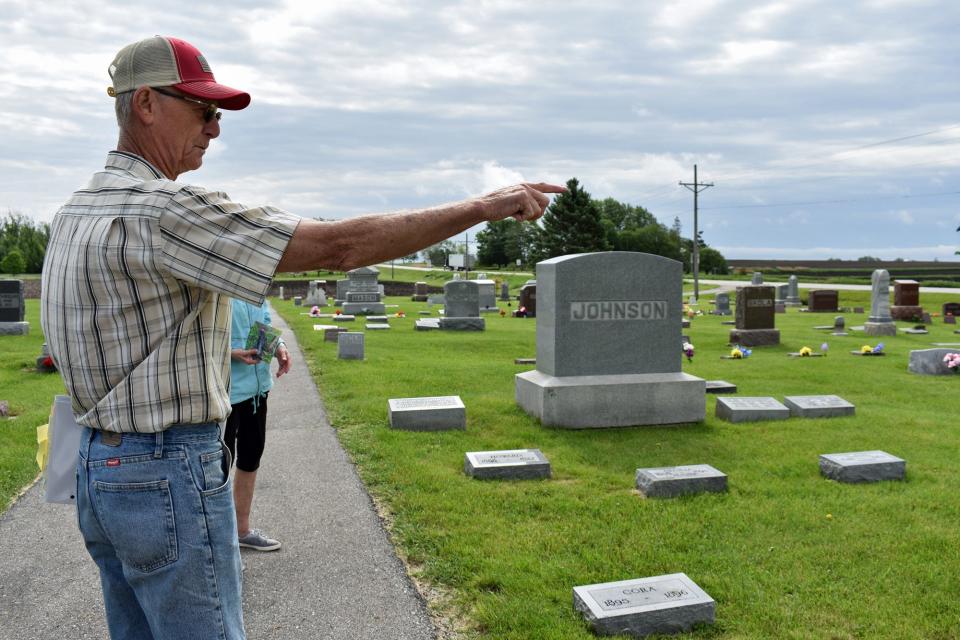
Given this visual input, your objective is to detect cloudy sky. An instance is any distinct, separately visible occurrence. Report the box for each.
[2,0,958,260]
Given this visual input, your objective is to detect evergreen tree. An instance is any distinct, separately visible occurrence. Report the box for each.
[1,248,26,274]
[537,178,610,259]
[476,219,512,267]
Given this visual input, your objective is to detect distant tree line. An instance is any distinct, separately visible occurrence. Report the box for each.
[457,178,727,273]
[0,213,50,274]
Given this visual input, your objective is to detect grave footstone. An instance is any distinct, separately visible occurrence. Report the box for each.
[332,314,356,322]
[439,280,485,331]
[819,451,905,483]
[715,397,790,423]
[890,279,922,321]
[515,252,704,429]
[464,449,550,479]
[635,464,727,498]
[387,396,466,431]
[337,332,364,359]
[783,395,855,418]
[573,574,715,638]
[785,275,801,306]
[729,285,779,346]
[0,280,28,335]
[908,348,957,375]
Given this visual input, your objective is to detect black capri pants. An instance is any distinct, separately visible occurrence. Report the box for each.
[223,392,268,472]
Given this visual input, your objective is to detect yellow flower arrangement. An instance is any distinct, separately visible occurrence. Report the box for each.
[730,347,743,359]
[798,346,813,357]
[860,345,873,354]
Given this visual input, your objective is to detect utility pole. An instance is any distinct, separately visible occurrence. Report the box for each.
[679,164,714,302]
[464,233,470,280]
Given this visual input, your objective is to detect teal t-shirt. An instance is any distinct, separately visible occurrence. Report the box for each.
[229,299,278,404]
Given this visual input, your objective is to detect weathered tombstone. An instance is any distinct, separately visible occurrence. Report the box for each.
[890,279,922,321]
[729,286,779,346]
[0,280,28,335]
[474,279,498,312]
[515,252,705,429]
[705,380,737,394]
[751,272,763,285]
[783,395,855,418]
[500,282,510,301]
[785,275,801,306]
[324,327,347,343]
[715,397,790,423]
[278,285,285,300]
[775,283,788,305]
[864,269,897,336]
[635,464,727,498]
[342,266,385,315]
[808,289,839,312]
[573,574,715,637]
[464,449,551,480]
[518,283,537,317]
[334,279,349,305]
[439,280,485,330]
[411,281,429,302]
[387,396,466,430]
[337,332,364,359]
[713,292,731,316]
[908,348,957,375]
[819,451,905,483]
[304,279,327,306]
[293,296,302,306]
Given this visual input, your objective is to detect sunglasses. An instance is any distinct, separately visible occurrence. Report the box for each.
[152,87,222,122]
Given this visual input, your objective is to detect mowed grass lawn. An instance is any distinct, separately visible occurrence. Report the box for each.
[279,289,960,640]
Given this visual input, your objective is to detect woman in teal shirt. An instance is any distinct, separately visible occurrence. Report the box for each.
[227,299,291,552]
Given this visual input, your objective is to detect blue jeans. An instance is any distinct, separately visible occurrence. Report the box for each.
[77,424,245,640]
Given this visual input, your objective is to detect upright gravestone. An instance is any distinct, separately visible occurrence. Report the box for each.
[808,289,839,312]
[334,279,349,305]
[942,301,960,318]
[411,281,429,302]
[729,286,779,346]
[775,284,788,305]
[500,282,510,301]
[713,292,731,316]
[439,280,485,331]
[0,280,28,335]
[864,269,896,336]
[342,266,385,315]
[515,252,705,429]
[891,279,922,321]
[474,279,498,312]
[751,272,763,285]
[785,274,800,306]
[337,332,364,360]
[304,279,327,306]
[519,283,537,317]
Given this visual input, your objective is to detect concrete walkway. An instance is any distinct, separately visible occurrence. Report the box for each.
[0,306,437,640]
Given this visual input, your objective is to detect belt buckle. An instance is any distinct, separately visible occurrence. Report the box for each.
[100,431,122,447]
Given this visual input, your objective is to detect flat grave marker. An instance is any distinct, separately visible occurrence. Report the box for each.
[715,397,790,423]
[388,395,466,431]
[573,573,715,638]
[819,451,906,483]
[635,464,727,499]
[783,395,855,418]
[365,323,391,330]
[464,449,551,480]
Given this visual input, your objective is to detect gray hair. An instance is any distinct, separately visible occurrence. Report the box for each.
[114,90,134,128]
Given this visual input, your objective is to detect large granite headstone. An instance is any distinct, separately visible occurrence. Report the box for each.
[808,289,839,312]
[515,252,705,429]
[908,348,957,375]
[785,275,800,306]
[337,332,364,360]
[342,267,385,315]
[387,396,466,431]
[783,395,855,418]
[519,283,537,317]
[635,464,727,498]
[464,449,551,479]
[819,451,905,483]
[573,574,715,637]
[729,286,779,346]
[0,280,28,335]
[715,397,790,423]
[891,279,922,321]
[864,269,896,336]
[439,280,485,330]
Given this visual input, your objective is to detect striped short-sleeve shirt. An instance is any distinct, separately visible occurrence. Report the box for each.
[40,151,300,433]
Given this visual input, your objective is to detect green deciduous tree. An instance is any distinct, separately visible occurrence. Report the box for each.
[0,212,50,273]
[1,248,26,274]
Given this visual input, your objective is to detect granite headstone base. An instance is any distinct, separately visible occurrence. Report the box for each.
[515,371,705,429]
[573,574,715,638]
[890,305,923,321]
[863,321,897,337]
[783,395,855,418]
[635,465,727,498]
[819,451,905,483]
[728,329,780,347]
[388,396,466,431]
[715,397,790,423]
[705,380,737,394]
[341,302,386,315]
[464,449,551,480]
[439,317,485,331]
[0,322,29,336]
[908,348,957,375]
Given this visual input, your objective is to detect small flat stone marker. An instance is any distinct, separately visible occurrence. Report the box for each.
[365,323,391,330]
[418,310,432,316]
[783,395,855,418]
[705,380,737,394]
[415,318,441,331]
[715,397,790,423]
[902,328,928,334]
[464,449,550,480]
[787,352,824,358]
[635,465,727,498]
[366,315,389,322]
[332,314,356,322]
[388,396,466,431]
[312,324,338,331]
[514,358,536,365]
[573,573,715,638]
[819,451,906,483]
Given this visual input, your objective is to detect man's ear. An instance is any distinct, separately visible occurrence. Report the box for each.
[131,87,156,124]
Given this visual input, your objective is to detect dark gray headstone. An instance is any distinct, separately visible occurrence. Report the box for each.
[908,348,957,375]
[735,286,775,330]
[387,396,465,431]
[783,395,855,418]
[337,332,364,360]
[715,397,790,423]
[714,292,731,315]
[635,464,727,498]
[335,279,349,302]
[573,574,715,637]
[819,451,905,483]
[500,282,510,301]
[0,280,25,322]
[942,302,960,318]
[519,283,537,317]
[444,280,481,317]
[293,296,302,306]
[464,449,550,480]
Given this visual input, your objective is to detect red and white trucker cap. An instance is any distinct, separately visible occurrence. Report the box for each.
[107,36,250,110]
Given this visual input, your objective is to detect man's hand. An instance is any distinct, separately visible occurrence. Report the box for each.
[480,182,566,223]
[275,344,291,378]
[231,348,260,365]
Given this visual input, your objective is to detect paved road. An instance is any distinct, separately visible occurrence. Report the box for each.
[0,306,436,640]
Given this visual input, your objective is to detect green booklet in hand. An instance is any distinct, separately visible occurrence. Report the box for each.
[244,321,282,363]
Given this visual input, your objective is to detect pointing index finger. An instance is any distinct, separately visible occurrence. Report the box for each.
[524,182,567,194]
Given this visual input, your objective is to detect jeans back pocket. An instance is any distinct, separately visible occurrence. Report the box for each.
[93,479,178,573]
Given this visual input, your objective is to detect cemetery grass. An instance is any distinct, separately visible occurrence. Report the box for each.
[278,292,960,640]
[0,300,65,511]
[277,266,535,292]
